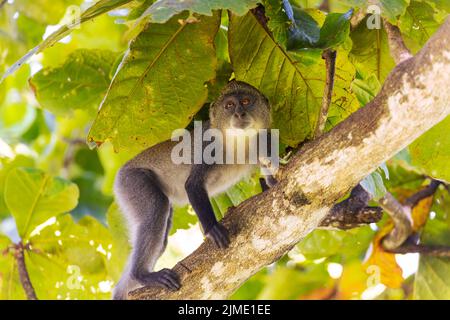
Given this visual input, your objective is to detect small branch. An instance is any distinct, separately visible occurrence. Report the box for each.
[314,49,337,138]
[383,19,413,64]
[320,184,382,229]
[378,192,412,250]
[14,243,37,300]
[404,180,442,208]
[318,0,330,12]
[378,180,442,250]
[0,0,7,10]
[388,244,450,258]
[350,9,366,29]
[320,206,382,229]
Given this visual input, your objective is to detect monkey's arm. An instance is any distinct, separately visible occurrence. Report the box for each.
[259,175,277,192]
[185,164,230,248]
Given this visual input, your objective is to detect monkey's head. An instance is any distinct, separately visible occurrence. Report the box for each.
[210,80,271,131]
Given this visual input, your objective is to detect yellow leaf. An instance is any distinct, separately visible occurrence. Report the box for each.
[336,260,369,299]
[363,222,404,289]
[411,195,433,231]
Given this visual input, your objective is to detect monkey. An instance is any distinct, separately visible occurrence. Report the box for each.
[112,80,277,299]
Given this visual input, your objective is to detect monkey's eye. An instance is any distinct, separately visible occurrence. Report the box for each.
[241,98,250,106]
[225,101,235,110]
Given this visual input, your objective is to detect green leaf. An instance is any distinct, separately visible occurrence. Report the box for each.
[409,116,450,183]
[399,1,442,53]
[88,12,220,152]
[350,73,381,106]
[0,156,36,219]
[286,8,320,50]
[376,0,410,23]
[171,206,198,236]
[262,0,290,47]
[28,214,118,298]
[13,0,83,25]
[360,171,387,200]
[211,175,262,218]
[1,0,133,83]
[316,10,352,49]
[229,11,358,146]
[298,227,374,260]
[141,0,258,23]
[414,190,450,299]
[4,168,79,239]
[257,264,330,299]
[30,49,117,116]
[349,17,396,83]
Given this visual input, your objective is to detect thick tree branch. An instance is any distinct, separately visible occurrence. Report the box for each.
[315,49,337,138]
[383,19,413,64]
[130,18,450,300]
[14,243,37,300]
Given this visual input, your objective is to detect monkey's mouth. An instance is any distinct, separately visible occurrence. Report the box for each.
[231,119,253,129]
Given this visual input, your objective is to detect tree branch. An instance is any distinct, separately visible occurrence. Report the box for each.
[404,179,442,208]
[315,49,337,138]
[129,18,450,300]
[378,192,412,250]
[383,19,413,64]
[388,244,450,257]
[14,243,37,300]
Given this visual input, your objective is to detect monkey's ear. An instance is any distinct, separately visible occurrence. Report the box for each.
[209,102,217,119]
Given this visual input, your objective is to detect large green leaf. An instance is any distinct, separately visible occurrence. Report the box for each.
[409,116,450,183]
[1,0,133,83]
[30,49,117,116]
[414,190,450,299]
[399,1,442,53]
[316,10,352,49]
[377,0,410,23]
[141,0,258,23]
[298,227,374,261]
[88,12,220,152]
[27,214,118,298]
[4,168,79,239]
[349,17,396,83]
[229,11,358,146]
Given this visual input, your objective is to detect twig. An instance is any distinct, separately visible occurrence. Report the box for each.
[318,0,330,12]
[388,244,450,257]
[14,243,37,300]
[404,180,442,208]
[320,184,382,229]
[314,49,336,138]
[383,19,413,64]
[378,192,412,250]
[350,9,366,29]
[0,0,7,9]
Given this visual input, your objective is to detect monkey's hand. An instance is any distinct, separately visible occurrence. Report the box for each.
[206,223,230,249]
[135,269,181,291]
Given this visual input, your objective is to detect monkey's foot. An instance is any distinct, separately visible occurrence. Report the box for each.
[206,223,230,249]
[137,269,181,291]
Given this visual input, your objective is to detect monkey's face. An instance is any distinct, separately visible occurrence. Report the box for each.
[211,81,271,131]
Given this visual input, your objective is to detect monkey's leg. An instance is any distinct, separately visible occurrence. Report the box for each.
[115,168,180,291]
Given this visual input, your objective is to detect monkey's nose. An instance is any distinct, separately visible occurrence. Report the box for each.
[234,112,247,119]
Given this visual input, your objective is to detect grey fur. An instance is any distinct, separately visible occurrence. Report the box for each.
[112,81,275,299]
